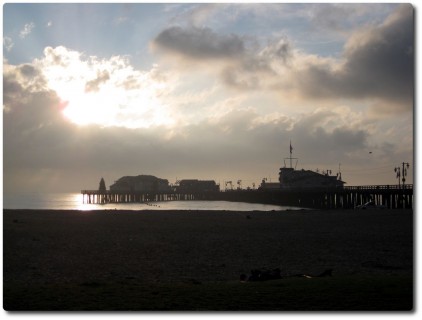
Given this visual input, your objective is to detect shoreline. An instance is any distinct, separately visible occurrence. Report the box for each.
[3,207,312,213]
[2,198,308,212]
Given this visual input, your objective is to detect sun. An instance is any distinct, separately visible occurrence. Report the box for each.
[46,74,176,129]
[58,84,176,128]
[40,46,176,128]
[62,93,109,126]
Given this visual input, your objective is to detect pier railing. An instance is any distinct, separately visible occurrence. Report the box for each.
[344,184,413,191]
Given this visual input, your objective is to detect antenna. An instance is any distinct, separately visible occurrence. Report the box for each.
[284,140,298,169]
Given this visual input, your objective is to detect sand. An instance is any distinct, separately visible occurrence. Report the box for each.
[3,208,413,286]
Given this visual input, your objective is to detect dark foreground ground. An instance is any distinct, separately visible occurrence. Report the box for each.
[3,208,413,311]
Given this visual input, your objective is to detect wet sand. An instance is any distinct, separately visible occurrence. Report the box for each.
[3,208,413,286]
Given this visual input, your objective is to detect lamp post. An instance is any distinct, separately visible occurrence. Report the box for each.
[395,162,410,209]
[401,162,410,187]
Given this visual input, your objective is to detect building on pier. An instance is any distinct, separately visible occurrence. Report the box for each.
[264,141,345,190]
[259,181,281,190]
[109,175,172,193]
[176,179,220,193]
[99,177,106,193]
[279,167,345,189]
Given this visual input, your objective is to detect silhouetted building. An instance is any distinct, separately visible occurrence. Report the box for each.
[98,177,106,193]
[259,141,345,190]
[259,181,281,190]
[177,179,220,193]
[110,175,171,192]
[279,167,345,189]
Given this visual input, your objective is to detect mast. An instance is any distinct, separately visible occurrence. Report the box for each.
[284,140,298,169]
[289,140,293,168]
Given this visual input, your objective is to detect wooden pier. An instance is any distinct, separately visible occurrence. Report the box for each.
[81,184,413,210]
[81,189,220,205]
[218,185,413,209]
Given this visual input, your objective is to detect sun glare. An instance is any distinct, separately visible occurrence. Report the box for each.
[61,89,176,128]
[49,73,175,128]
[53,79,176,128]
[40,47,176,129]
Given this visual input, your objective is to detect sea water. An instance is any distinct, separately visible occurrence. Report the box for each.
[2,192,304,211]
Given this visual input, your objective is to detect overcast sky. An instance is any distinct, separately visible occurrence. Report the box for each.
[2,2,414,193]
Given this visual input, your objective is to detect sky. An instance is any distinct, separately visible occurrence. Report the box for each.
[2,2,415,193]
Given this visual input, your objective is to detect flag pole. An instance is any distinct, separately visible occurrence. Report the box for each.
[289,140,293,168]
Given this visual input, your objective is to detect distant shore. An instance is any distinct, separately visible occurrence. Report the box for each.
[3,208,413,310]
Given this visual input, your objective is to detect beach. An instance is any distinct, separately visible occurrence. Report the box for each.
[3,208,413,311]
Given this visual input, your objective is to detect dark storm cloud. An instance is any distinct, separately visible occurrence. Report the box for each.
[153,26,245,60]
[295,4,414,107]
[344,5,413,102]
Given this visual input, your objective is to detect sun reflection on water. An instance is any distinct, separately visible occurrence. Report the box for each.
[3,192,305,211]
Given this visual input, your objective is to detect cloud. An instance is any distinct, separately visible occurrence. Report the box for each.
[259,4,412,111]
[85,70,110,92]
[168,3,221,27]
[3,57,379,192]
[152,25,291,92]
[306,4,380,34]
[294,4,413,107]
[259,38,292,64]
[42,46,82,67]
[309,4,357,31]
[221,67,260,90]
[3,5,413,193]
[153,26,245,60]
[219,37,293,90]
[2,60,411,193]
[152,4,413,112]
[3,36,14,51]
[277,4,413,110]
[35,46,177,128]
[19,22,35,39]
[344,5,413,102]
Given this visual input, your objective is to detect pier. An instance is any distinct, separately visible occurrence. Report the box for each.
[218,185,413,209]
[81,184,413,209]
[81,189,221,205]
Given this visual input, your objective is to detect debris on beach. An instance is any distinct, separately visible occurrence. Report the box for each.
[291,269,333,279]
[240,268,282,282]
[240,268,333,282]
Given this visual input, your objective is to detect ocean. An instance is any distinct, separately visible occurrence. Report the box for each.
[2,192,304,211]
